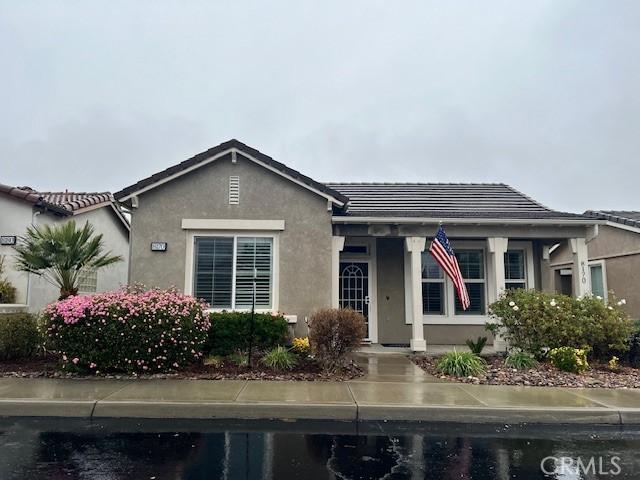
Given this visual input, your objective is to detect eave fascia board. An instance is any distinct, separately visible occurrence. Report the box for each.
[117,147,346,207]
[604,220,640,235]
[331,216,604,227]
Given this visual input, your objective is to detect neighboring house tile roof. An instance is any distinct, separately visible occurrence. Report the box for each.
[38,191,114,212]
[328,183,587,220]
[0,183,70,216]
[585,210,640,229]
[114,139,350,206]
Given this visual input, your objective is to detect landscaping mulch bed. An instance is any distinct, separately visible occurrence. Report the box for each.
[0,356,363,382]
[412,355,640,389]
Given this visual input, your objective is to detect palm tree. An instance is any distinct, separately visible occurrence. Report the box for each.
[13,220,123,299]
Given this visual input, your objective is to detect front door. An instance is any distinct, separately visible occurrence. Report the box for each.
[339,261,371,339]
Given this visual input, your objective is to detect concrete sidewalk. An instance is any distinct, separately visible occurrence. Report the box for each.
[0,354,639,425]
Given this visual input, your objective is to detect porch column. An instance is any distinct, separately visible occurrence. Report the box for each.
[570,238,591,297]
[487,237,508,352]
[405,237,426,352]
[331,236,345,308]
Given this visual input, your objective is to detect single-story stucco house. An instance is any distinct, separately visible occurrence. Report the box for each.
[115,139,600,351]
[549,210,640,320]
[0,184,130,312]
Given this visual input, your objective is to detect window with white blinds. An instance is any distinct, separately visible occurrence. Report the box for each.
[235,237,273,308]
[193,236,273,310]
[454,249,486,315]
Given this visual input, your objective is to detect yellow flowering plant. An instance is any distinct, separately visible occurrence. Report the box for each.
[291,337,310,356]
[549,347,589,374]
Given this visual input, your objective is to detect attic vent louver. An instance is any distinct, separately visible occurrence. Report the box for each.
[229,176,240,205]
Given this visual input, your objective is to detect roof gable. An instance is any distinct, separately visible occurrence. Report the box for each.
[114,139,349,206]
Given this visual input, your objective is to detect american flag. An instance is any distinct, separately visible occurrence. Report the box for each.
[428,226,470,310]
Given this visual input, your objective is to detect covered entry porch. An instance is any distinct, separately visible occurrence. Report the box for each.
[330,220,597,352]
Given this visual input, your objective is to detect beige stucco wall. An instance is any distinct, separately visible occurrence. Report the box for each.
[128,152,334,334]
[0,196,34,304]
[549,225,640,319]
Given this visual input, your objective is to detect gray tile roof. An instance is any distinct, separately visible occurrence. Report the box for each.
[328,183,587,220]
[586,210,640,228]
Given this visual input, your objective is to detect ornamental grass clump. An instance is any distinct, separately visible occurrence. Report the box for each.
[436,350,487,377]
[261,346,297,371]
[504,351,538,370]
[43,287,210,374]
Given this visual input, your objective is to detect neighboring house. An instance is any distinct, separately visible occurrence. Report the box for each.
[115,139,599,350]
[0,184,130,311]
[549,210,640,320]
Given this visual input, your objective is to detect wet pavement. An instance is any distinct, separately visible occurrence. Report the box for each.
[0,418,639,479]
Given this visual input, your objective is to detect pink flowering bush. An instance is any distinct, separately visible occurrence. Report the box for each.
[43,287,210,374]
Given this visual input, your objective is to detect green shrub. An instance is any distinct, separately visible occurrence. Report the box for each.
[308,308,366,372]
[465,336,487,355]
[0,256,17,304]
[0,313,40,360]
[261,346,297,371]
[504,351,538,370]
[489,290,632,359]
[436,350,487,377]
[0,281,16,304]
[549,347,589,373]
[626,320,640,367]
[207,312,288,356]
[43,288,210,374]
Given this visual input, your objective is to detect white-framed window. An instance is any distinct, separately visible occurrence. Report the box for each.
[421,252,445,315]
[77,268,98,293]
[589,260,607,300]
[504,249,526,290]
[193,235,273,310]
[454,249,486,315]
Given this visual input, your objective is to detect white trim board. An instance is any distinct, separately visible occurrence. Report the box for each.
[119,147,346,207]
[181,219,285,231]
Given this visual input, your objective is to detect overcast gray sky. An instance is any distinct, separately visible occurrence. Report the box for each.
[1,1,638,213]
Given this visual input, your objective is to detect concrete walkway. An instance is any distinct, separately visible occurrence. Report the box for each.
[1,354,640,425]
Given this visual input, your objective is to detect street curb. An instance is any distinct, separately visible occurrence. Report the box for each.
[0,398,635,425]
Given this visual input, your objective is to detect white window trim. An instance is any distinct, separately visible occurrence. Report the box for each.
[589,259,608,301]
[181,219,284,231]
[504,241,535,290]
[184,230,280,313]
[417,240,535,325]
[421,253,446,316]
